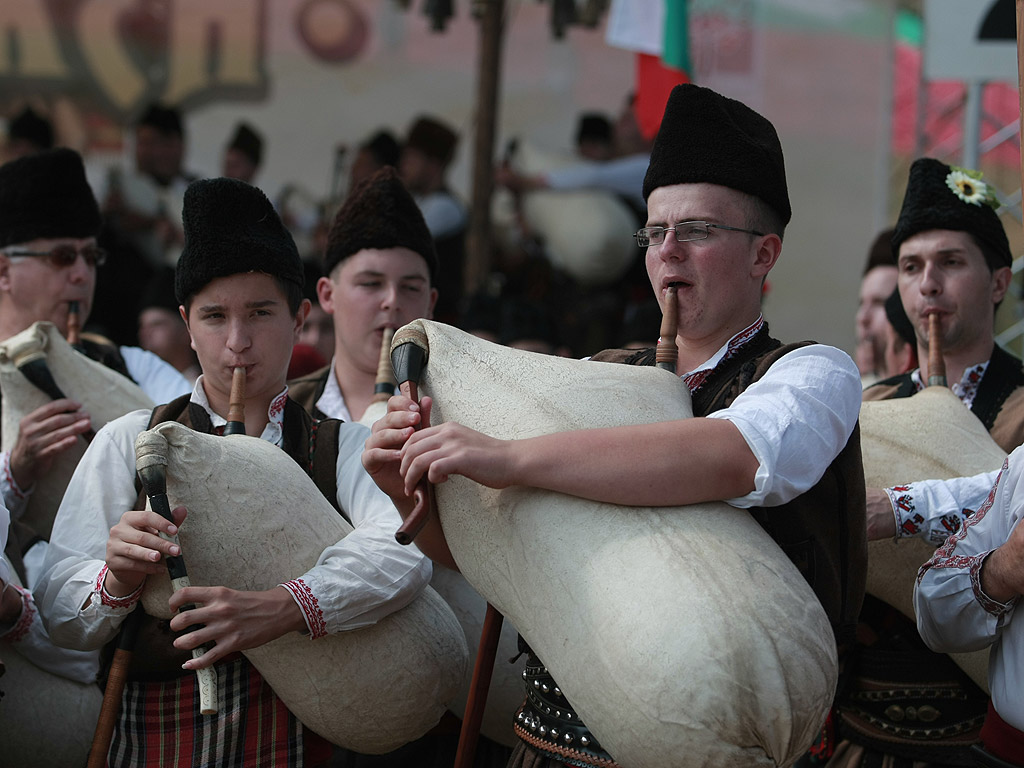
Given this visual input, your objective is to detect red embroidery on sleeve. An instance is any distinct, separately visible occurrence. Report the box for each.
[281,579,327,639]
[95,565,144,609]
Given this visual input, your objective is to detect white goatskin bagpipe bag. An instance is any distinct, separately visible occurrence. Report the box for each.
[491,141,639,288]
[388,319,840,768]
[136,422,469,754]
[0,322,153,541]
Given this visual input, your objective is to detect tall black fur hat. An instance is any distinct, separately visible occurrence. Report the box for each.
[0,148,101,248]
[8,106,54,150]
[175,177,303,304]
[137,102,184,137]
[642,84,791,227]
[892,157,1010,270]
[227,122,263,166]
[406,116,458,166]
[323,166,438,281]
[864,227,897,275]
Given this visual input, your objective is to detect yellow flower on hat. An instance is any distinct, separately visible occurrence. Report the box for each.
[946,168,990,207]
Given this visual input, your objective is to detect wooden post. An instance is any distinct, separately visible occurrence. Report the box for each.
[464,0,506,297]
[1017,1,1024,224]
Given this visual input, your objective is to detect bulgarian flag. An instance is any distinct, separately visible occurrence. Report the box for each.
[606,0,691,141]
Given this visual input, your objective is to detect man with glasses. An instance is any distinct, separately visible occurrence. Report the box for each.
[0,148,188,589]
[365,84,866,767]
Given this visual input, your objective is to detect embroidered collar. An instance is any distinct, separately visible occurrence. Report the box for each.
[910,360,989,409]
[192,375,288,444]
[681,316,765,394]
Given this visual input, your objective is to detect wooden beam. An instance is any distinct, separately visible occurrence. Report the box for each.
[464,0,505,298]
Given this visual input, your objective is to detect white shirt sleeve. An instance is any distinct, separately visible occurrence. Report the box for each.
[284,421,431,635]
[886,470,1002,544]
[914,451,1023,730]
[34,410,151,651]
[706,344,862,509]
[544,154,650,208]
[35,408,430,648]
[119,346,192,404]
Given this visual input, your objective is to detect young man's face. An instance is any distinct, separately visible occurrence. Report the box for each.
[318,247,437,375]
[644,183,777,346]
[897,229,1010,357]
[0,236,98,336]
[182,272,308,408]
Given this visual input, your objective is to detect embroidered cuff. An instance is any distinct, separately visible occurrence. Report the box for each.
[973,550,1020,617]
[0,583,33,641]
[2,450,28,502]
[887,485,923,539]
[280,579,327,639]
[93,565,144,610]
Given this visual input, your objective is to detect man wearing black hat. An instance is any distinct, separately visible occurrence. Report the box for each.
[366,83,867,767]
[103,102,198,270]
[36,177,431,766]
[5,105,54,159]
[864,159,1022,452]
[400,115,467,323]
[837,159,1023,767]
[290,166,439,424]
[222,121,263,184]
[0,149,189,565]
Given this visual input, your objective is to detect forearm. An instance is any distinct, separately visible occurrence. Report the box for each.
[980,541,1022,604]
[508,419,757,507]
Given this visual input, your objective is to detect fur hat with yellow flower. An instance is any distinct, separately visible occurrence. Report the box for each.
[892,157,1010,270]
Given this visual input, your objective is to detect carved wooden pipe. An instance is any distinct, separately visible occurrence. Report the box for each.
[927,313,947,387]
[656,285,679,374]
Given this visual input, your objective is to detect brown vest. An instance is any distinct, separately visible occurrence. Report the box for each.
[287,364,332,421]
[103,395,343,682]
[591,326,868,646]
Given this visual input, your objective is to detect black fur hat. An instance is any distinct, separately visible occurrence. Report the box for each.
[227,122,263,166]
[406,116,458,166]
[0,148,101,248]
[137,102,183,137]
[642,84,791,228]
[323,166,438,281]
[864,227,897,275]
[175,177,303,305]
[892,158,1010,270]
[361,130,401,168]
[8,106,54,150]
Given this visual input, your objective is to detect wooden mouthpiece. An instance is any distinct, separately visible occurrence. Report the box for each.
[223,367,246,436]
[67,301,81,347]
[927,313,947,387]
[372,328,397,403]
[656,286,679,374]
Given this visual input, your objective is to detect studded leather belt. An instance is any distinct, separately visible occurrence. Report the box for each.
[512,651,621,768]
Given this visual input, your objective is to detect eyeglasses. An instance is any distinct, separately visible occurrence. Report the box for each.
[633,221,765,248]
[4,244,108,268]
